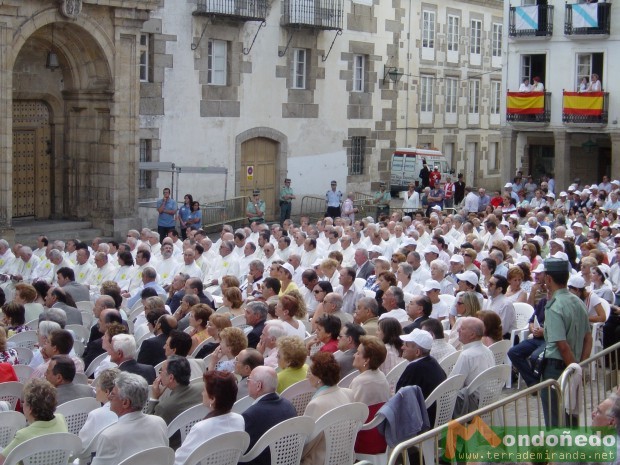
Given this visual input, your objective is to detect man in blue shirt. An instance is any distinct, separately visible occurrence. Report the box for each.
[325,180,342,219]
[156,188,177,241]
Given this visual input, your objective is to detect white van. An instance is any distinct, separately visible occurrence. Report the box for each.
[390,148,452,195]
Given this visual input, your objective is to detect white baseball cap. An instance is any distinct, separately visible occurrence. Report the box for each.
[567,275,586,289]
[571,222,583,229]
[504,183,513,189]
[424,245,440,255]
[400,329,433,350]
[423,280,442,292]
[449,254,464,264]
[456,270,479,287]
[550,238,565,250]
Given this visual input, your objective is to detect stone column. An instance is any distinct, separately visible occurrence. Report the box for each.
[554,130,571,191]
[0,22,15,241]
[500,127,517,183]
[610,132,620,181]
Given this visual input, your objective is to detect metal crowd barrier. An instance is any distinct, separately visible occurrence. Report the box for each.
[199,196,247,232]
[388,341,620,465]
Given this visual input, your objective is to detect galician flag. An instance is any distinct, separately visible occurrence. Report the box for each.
[572,3,598,28]
[515,5,538,30]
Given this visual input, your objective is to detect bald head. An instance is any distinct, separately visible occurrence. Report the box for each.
[249,365,278,398]
[458,317,484,345]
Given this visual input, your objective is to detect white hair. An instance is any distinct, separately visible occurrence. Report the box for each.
[112,334,137,359]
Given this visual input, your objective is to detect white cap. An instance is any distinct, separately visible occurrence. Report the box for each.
[423,280,442,292]
[568,185,576,191]
[591,184,599,190]
[614,233,620,239]
[546,192,556,199]
[399,328,433,350]
[368,245,383,253]
[551,251,569,261]
[568,275,586,289]
[504,183,513,189]
[374,256,389,264]
[574,190,582,195]
[281,263,295,276]
[424,245,440,255]
[456,270,479,287]
[449,254,464,264]
[531,236,544,248]
[612,180,620,186]
[500,220,510,227]
[533,263,546,274]
[503,235,515,244]
[524,227,537,236]
[550,238,565,250]
[559,191,567,197]
[582,189,592,195]
[401,238,417,247]
[572,222,583,229]
[596,264,611,280]
[431,205,442,211]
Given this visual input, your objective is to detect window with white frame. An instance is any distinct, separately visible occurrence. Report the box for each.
[353,55,365,92]
[139,139,152,190]
[447,15,460,52]
[139,33,151,82]
[445,78,458,114]
[422,11,436,49]
[491,81,501,115]
[492,23,502,57]
[468,79,480,114]
[208,39,227,85]
[470,20,482,55]
[420,75,434,113]
[293,48,308,89]
[349,137,366,175]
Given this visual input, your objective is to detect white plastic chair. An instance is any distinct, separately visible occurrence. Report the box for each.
[591,299,611,381]
[280,379,317,416]
[363,289,376,298]
[117,446,174,465]
[232,395,254,414]
[0,382,23,409]
[85,352,109,378]
[25,318,39,329]
[507,303,535,387]
[308,402,369,465]
[338,370,360,388]
[354,277,366,289]
[80,310,94,329]
[441,318,451,332]
[56,397,101,435]
[12,364,34,383]
[488,340,512,366]
[191,338,213,358]
[3,432,82,465]
[6,330,38,350]
[167,404,211,443]
[67,324,90,344]
[439,351,461,377]
[178,430,250,465]
[135,331,154,349]
[0,411,27,448]
[231,314,247,327]
[76,301,95,312]
[465,364,511,424]
[239,415,315,464]
[422,374,466,465]
[73,339,85,357]
[14,347,33,365]
[385,359,408,395]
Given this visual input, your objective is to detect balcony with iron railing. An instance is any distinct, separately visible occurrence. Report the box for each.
[565,2,611,36]
[562,91,609,124]
[506,91,552,124]
[509,5,554,37]
[282,0,343,30]
[194,0,268,21]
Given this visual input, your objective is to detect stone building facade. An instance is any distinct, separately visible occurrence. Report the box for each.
[0,0,159,240]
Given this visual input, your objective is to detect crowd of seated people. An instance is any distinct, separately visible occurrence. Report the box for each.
[1,174,620,462]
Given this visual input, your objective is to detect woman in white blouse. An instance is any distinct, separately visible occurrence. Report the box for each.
[79,368,119,450]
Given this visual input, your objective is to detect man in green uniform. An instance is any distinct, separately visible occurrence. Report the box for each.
[246,190,266,225]
[373,182,391,221]
[279,178,296,226]
[540,257,592,427]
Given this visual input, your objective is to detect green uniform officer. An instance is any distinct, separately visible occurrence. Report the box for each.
[246,190,266,224]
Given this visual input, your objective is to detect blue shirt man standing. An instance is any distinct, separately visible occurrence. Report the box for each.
[156,188,178,242]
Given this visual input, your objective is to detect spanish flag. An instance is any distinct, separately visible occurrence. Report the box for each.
[563,91,604,116]
[506,92,544,115]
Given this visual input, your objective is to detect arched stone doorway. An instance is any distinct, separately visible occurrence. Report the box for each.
[0,4,149,238]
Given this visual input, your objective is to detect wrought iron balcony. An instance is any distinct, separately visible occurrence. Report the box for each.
[506,91,551,123]
[562,91,609,124]
[509,5,554,37]
[282,0,343,30]
[194,0,267,21]
[565,3,611,35]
